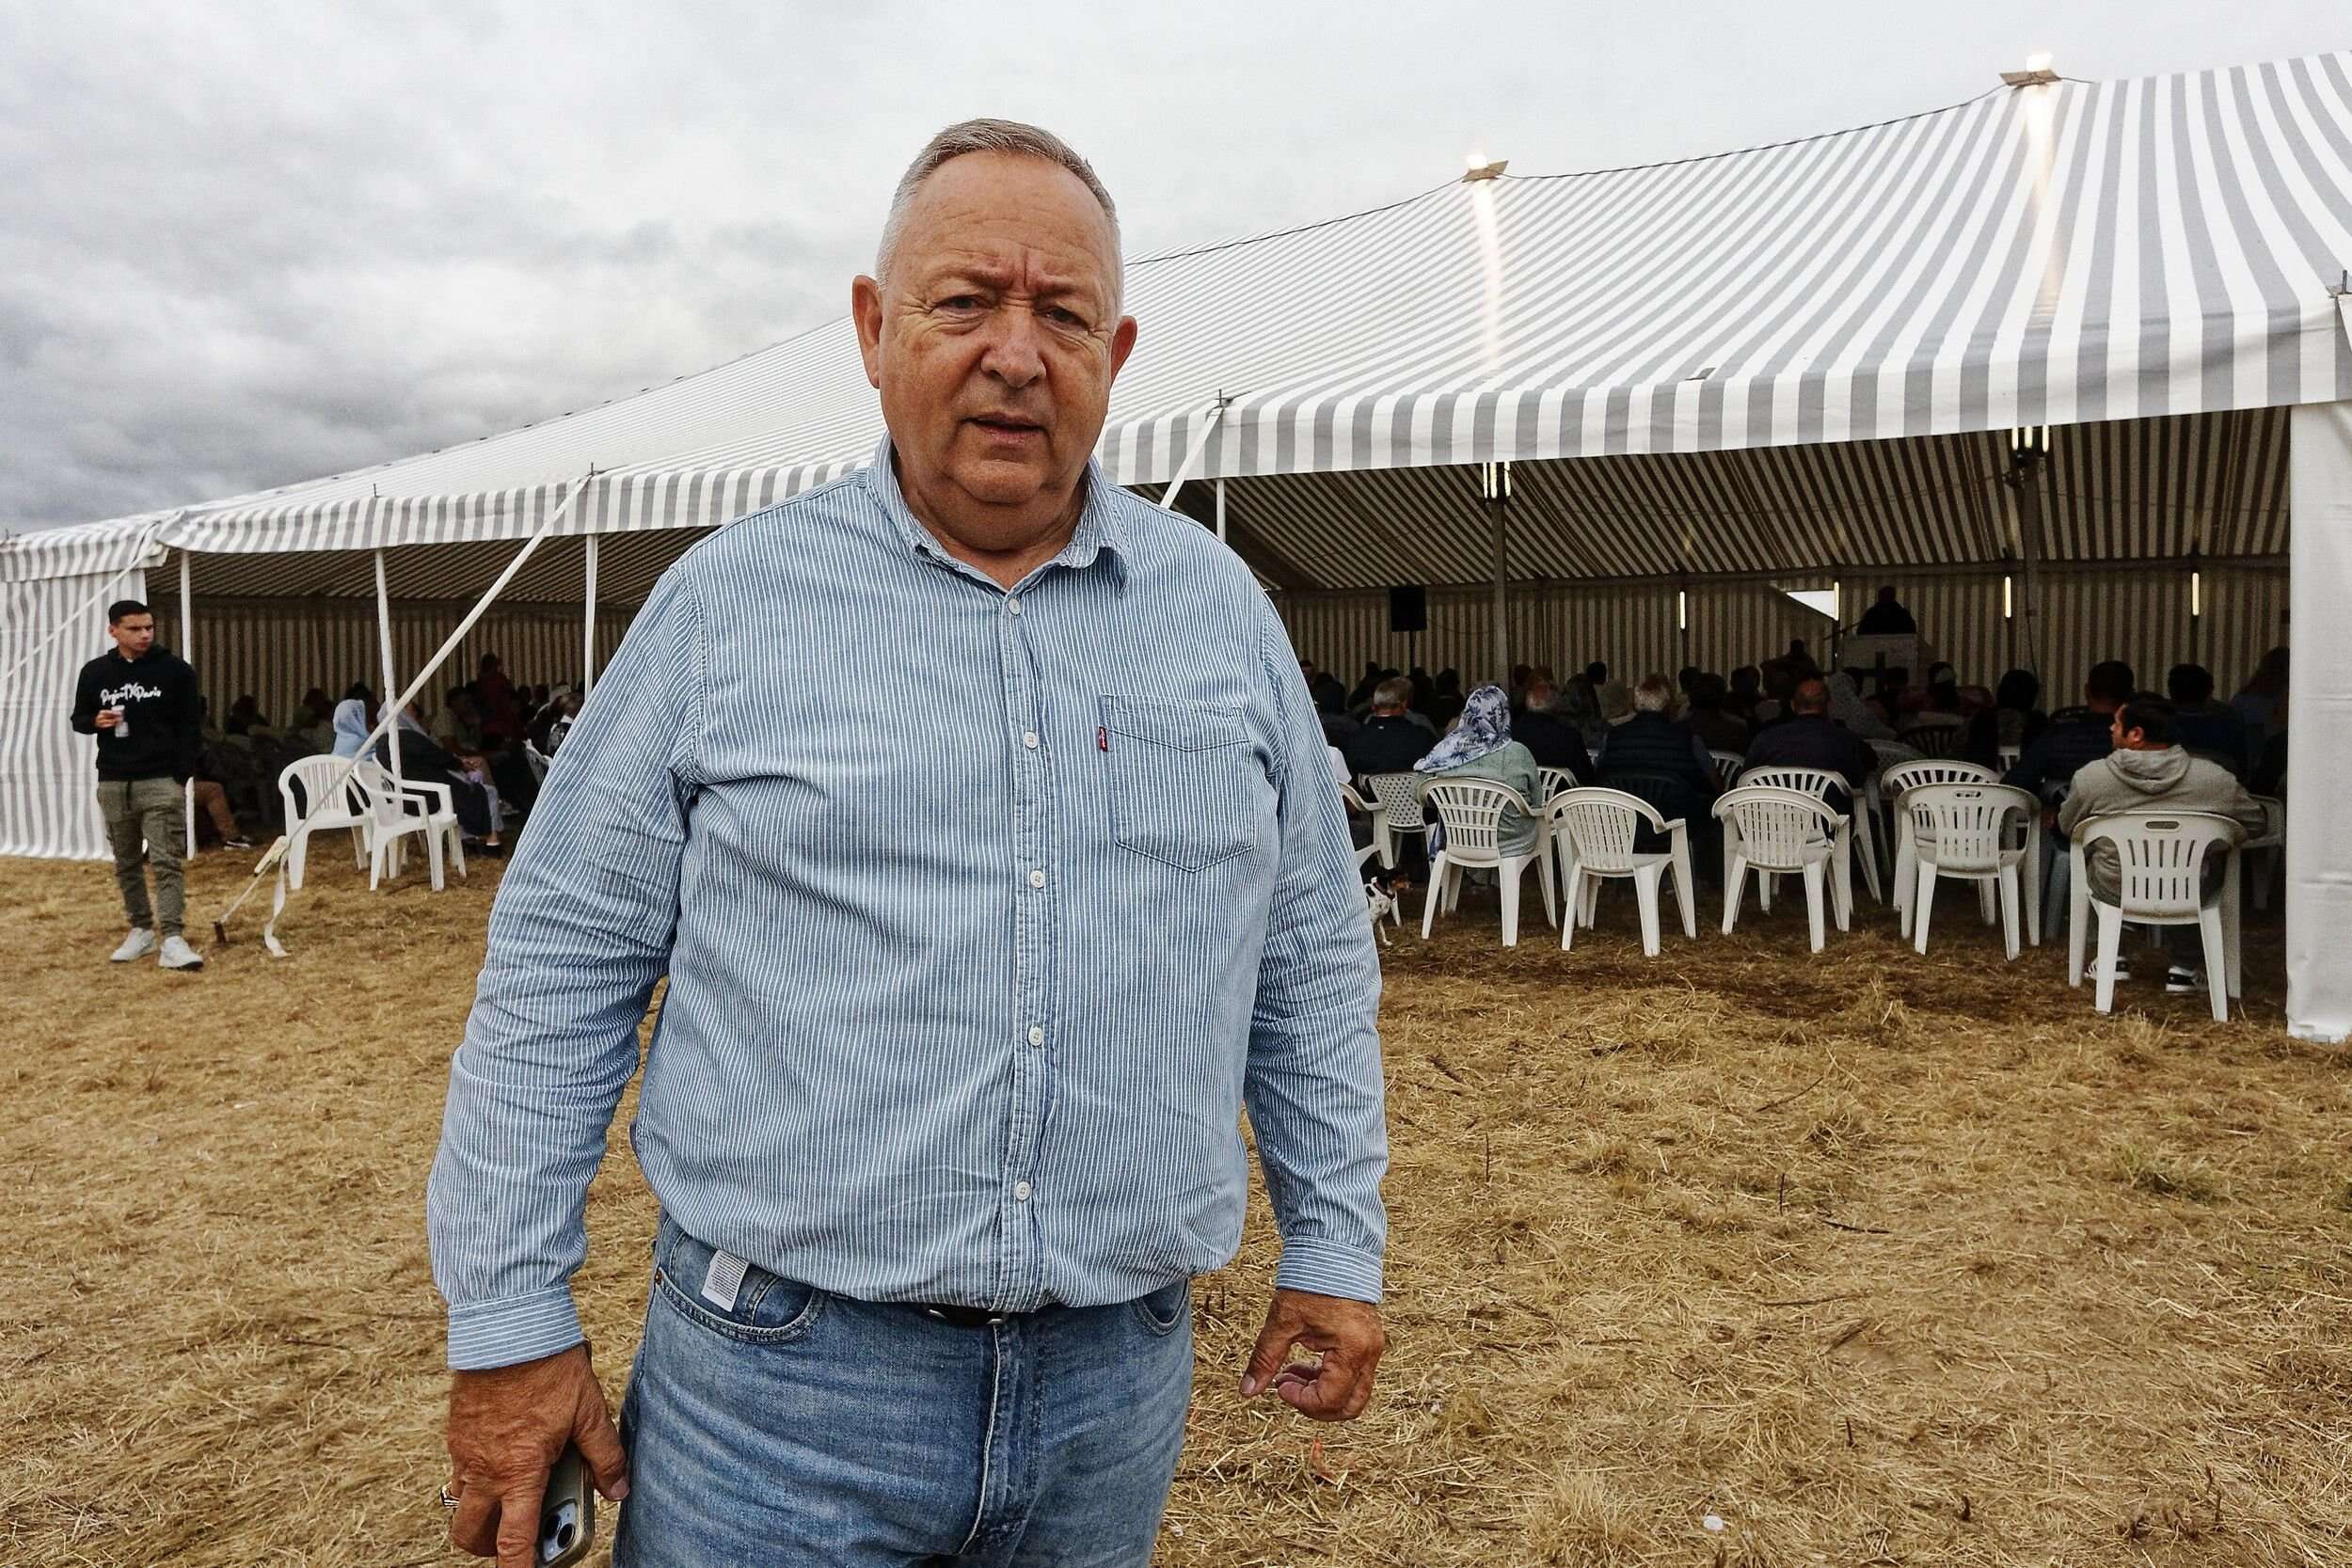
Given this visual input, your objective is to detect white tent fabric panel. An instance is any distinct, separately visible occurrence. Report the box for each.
[0,567,147,859]
[7,52,2347,577]
[2286,399,2351,1043]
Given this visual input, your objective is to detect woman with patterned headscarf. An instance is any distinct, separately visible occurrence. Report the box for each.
[1413,684,1543,855]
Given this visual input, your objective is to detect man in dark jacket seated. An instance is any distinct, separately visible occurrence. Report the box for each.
[2165,663,2249,776]
[1596,674,1721,867]
[2006,660,2134,807]
[1343,676,1438,782]
[1512,681,1596,785]
[1737,678,1878,816]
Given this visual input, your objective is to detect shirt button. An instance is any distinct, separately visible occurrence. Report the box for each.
[1022,730,1040,749]
[1027,869,1047,889]
[1007,596,1023,615]
[1013,1180,1033,1201]
[1027,1025,1045,1046]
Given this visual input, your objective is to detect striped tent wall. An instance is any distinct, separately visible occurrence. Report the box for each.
[1276,562,2289,708]
[0,567,149,860]
[151,598,636,736]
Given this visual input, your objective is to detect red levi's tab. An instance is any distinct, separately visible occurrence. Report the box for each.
[1098,725,1108,752]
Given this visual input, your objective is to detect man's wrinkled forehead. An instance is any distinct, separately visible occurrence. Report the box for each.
[891,154,1122,303]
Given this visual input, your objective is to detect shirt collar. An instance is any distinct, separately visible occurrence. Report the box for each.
[863,433,1127,591]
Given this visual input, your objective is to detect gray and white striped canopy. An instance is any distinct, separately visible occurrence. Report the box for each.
[6,50,2350,592]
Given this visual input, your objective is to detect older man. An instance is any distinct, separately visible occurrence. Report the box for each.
[429,120,1387,1568]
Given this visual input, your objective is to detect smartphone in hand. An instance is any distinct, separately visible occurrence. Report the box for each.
[538,1445,596,1567]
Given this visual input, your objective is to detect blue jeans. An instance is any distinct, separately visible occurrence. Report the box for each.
[613,1217,1195,1567]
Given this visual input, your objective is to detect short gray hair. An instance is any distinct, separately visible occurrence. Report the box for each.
[1373,676,1413,710]
[877,119,1121,298]
[1632,674,1677,714]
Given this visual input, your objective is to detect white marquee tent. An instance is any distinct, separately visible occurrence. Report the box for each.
[4,53,2350,1036]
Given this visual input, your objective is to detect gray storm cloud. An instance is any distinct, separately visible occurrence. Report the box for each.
[2,0,2328,529]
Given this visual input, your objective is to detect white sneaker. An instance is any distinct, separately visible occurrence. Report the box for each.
[110,927,156,962]
[157,934,205,971]
[2087,956,2131,984]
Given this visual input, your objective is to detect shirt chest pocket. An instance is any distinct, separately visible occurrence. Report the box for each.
[1100,695,1262,873]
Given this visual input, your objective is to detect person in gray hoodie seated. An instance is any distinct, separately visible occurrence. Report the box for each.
[2057,694,2265,994]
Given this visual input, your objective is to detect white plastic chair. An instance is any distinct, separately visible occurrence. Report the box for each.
[2247,796,2284,912]
[1739,764,1878,908]
[1864,739,1924,874]
[1905,784,2036,960]
[2067,812,2244,1022]
[1537,767,1578,801]
[1883,760,2001,937]
[278,755,371,890]
[1714,786,1841,952]
[1708,750,1744,791]
[1545,788,1694,957]
[1362,772,1429,872]
[355,761,466,892]
[523,740,551,784]
[1421,779,1556,946]
[1997,745,2023,772]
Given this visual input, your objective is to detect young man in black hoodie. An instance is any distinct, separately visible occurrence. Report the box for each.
[70,600,206,971]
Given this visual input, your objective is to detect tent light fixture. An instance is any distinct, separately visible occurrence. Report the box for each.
[1677,588,1689,632]
[2192,569,2202,617]
[1462,156,1509,182]
[2002,53,2059,87]
[2004,576,2014,619]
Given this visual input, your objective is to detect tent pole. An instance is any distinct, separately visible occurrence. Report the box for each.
[1214,479,1226,543]
[1488,464,1510,684]
[1158,393,1232,512]
[582,532,599,697]
[180,548,195,858]
[2018,459,2044,682]
[373,546,402,790]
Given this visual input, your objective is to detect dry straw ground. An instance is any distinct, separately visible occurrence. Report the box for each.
[4,847,2349,1567]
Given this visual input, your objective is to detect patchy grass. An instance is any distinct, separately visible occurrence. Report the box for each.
[2,850,2347,1566]
[2111,1141,2231,1203]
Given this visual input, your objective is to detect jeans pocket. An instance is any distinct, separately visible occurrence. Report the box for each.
[651,1220,826,1346]
[1101,696,1263,873]
[1127,1278,1191,1337]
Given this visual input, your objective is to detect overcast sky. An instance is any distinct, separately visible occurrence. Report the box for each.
[0,0,2336,529]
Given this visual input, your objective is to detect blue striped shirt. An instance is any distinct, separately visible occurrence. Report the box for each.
[427,436,1387,1370]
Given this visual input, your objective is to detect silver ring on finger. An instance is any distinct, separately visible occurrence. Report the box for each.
[439,1483,462,1512]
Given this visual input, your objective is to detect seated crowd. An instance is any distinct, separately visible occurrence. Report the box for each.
[183,653,589,859]
[1308,641,2291,992]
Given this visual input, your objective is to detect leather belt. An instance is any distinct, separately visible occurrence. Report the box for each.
[913,1304,1009,1328]
[905,1301,1067,1328]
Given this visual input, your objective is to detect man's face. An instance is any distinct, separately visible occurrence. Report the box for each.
[853,152,1136,548]
[2110,712,2150,751]
[110,613,154,658]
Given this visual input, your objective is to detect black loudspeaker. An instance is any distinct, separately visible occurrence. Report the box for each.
[1388,585,1427,634]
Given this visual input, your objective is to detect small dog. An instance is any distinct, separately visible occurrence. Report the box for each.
[1362,867,1407,945]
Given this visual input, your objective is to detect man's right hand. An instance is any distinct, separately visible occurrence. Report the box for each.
[95,708,119,730]
[445,1342,628,1568]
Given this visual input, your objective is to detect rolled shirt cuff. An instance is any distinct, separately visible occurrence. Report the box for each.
[1271,1236,1384,1304]
[445,1286,585,1371]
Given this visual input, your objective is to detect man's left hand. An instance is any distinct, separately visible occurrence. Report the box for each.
[1239,1288,1384,1421]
